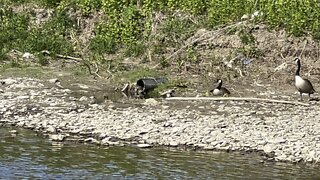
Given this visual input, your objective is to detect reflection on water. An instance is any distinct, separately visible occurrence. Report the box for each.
[0,127,320,179]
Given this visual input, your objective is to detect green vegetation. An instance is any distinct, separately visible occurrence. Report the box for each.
[1,0,320,79]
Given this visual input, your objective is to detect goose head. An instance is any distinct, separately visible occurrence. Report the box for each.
[294,57,300,65]
[215,79,223,90]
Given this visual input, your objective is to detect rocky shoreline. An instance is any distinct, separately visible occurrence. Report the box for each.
[0,77,319,164]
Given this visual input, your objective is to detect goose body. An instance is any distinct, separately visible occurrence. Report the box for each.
[210,79,230,96]
[294,58,315,100]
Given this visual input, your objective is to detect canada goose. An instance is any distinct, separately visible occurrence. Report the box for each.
[294,58,315,100]
[210,79,231,96]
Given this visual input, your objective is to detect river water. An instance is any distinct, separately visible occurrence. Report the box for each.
[0,127,320,179]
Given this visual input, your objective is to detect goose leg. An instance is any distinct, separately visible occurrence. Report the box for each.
[300,92,303,101]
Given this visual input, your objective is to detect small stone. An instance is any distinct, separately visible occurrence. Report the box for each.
[169,141,179,147]
[195,143,207,148]
[9,130,18,134]
[84,137,99,144]
[263,144,275,154]
[77,108,85,113]
[48,78,59,84]
[101,138,110,145]
[49,134,66,142]
[211,141,221,147]
[203,145,215,150]
[16,122,25,127]
[186,142,194,146]
[163,122,173,127]
[78,84,89,89]
[69,97,77,101]
[275,154,289,162]
[17,95,30,100]
[257,140,267,146]
[79,96,89,102]
[46,126,56,133]
[220,140,229,147]
[137,144,152,148]
[3,78,17,85]
[219,145,230,150]
[108,141,120,146]
[22,52,34,59]
[162,105,170,109]
[99,133,108,139]
[144,98,160,106]
[275,137,287,144]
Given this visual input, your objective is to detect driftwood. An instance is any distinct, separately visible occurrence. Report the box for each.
[165,97,310,106]
[41,50,82,63]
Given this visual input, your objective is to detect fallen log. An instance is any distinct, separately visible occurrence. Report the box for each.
[165,97,310,106]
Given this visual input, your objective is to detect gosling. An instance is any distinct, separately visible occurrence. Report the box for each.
[294,58,315,100]
[210,79,231,96]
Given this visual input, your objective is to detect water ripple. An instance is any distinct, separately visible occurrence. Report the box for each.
[0,127,320,179]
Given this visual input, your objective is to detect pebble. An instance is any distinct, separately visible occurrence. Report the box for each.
[9,130,18,134]
[79,96,89,102]
[48,78,59,84]
[203,145,215,150]
[84,137,100,144]
[263,145,275,154]
[144,98,160,106]
[137,144,152,148]
[49,134,66,142]
[169,141,179,147]
[46,126,57,133]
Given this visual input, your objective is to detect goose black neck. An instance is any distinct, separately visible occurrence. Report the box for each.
[216,81,222,90]
[296,61,301,76]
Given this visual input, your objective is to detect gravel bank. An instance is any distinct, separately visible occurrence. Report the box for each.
[0,77,319,163]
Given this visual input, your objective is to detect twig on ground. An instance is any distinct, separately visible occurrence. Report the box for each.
[165,96,310,106]
[300,39,308,58]
[41,50,82,63]
[92,62,102,78]
[56,54,82,62]
[106,63,114,79]
[148,49,152,62]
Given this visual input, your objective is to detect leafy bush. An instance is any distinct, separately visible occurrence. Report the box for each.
[76,0,101,14]
[1,0,320,66]
[0,6,29,57]
[89,35,117,54]
[0,4,75,61]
